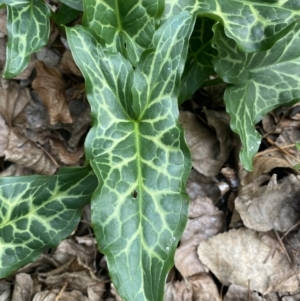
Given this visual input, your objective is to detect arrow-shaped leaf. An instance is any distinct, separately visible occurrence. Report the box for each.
[1,0,50,78]
[67,11,194,301]
[163,0,300,52]
[59,0,83,11]
[213,21,300,170]
[83,0,164,65]
[179,17,216,104]
[0,165,97,278]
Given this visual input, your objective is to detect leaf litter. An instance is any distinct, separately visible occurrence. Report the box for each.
[1,6,300,301]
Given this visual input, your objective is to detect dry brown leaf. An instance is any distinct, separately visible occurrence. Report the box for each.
[36,48,61,68]
[224,284,263,301]
[0,114,9,157]
[0,164,33,177]
[164,281,192,301]
[198,228,299,294]
[0,78,31,126]
[32,290,88,301]
[0,9,6,38]
[186,169,221,203]
[175,197,224,277]
[190,273,220,301]
[0,38,6,70]
[32,61,72,125]
[11,273,33,301]
[53,239,96,271]
[4,128,57,175]
[60,50,82,76]
[49,139,84,165]
[0,280,11,301]
[242,155,294,185]
[236,174,300,232]
[180,111,223,177]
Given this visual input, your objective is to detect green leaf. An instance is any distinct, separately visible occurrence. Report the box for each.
[1,0,50,78]
[52,3,81,25]
[163,0,300,52]
[179,17,216,104]
[213,21,300,171]
[82,0,164,65]
[0,165,97,278]
[67,11,194,301]
[59,0,83,11]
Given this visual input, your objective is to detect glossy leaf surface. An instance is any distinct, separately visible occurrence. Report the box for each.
[163,0,300,52]
[1,0,50,78]
[179,17,216,104]
[59,0,83,11]
[83,0,164,65]
[67,11,194,301]
[213,22,300,170]
[0,165,97,278]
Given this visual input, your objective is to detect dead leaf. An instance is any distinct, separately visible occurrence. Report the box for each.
[11,273,33,301]
[0,78,31,126]
[4,128,57,175]
[224,284,263,301]
[49,139,84,165]
[0,280,11,301]
[242,155,294,185]
[0,114,9,157]
[186,169,221,204]
[164,281,192,301]
[0,9,6,38]
[175,197,224,277]
[190,273,220,301]
[236,174,300,232]
[0,38,6,70]
[0,164,33,177]
[32,290,88,301]
[180,111,221,177]
[198,228,299,294]
[36,48,61,68]
[60,50,82,76]
[32,61,72,125]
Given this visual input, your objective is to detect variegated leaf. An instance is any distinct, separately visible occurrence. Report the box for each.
[83,0,164,65]
[0,165,97,278]
[213,22,300,170]
[1,0,50,78]
[163,0,300,52]
[67,11,194,301]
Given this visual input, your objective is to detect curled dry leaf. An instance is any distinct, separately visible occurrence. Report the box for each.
[32,290,88,301]
[164,281,192,301]
[175,197,224,277]
[224,284,263,301]
[0,280,11,301]
[198,228,299,294]
[32,61,72,125]
[4,128,57,175]
[0,114,9,157]
[242,155,294,185]
[0,78,31,126]
[60,50,82,76]
[11,273,33,301]
[180,111,227,177]
[236,174,300,232]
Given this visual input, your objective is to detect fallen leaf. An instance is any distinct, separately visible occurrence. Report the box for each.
[0,114,9,157]
[224,284,263,301]
[242,155,294,185]
[0,78,31,126]
[236,174,300,232]
[164,281,192,301]
[49,139,84,165]
[180,111,223,177]
[0,280,11,301]
[0,164,33,177]
[32,61,72,125]
[32,290,88,301]
[175,197,224,277]
[4,128,57,175]
[0,9,6,38]
[36,48,61,68]
[190,273,220,301]
[0,38,6,70]
[11,273,33,301]
[198,228,298,294]
[60,50,82,76]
